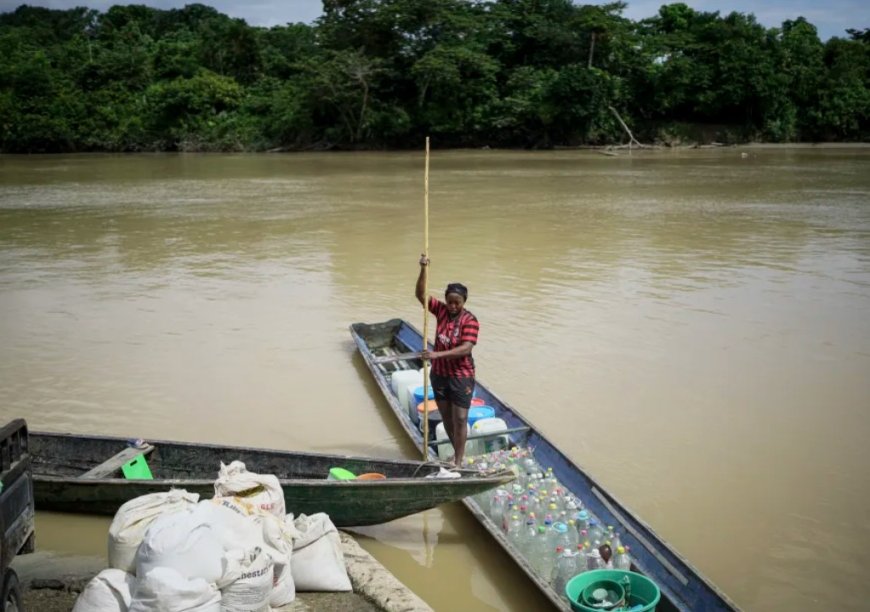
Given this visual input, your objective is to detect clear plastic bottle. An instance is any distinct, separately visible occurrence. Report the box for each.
[564,496,578,515]
[501,496,516,531]
[611,531,623,556]
[588,518,604,543]
[489,488,509,526]
[552,521,573,553]
[539,545,560,580]
[575,544,588,574]
[551,549,580,597]
[521,457,537,487]
[520,514,539,556]
[566,520,580,550]
[506,514,524,546]
[544,467,559,491]
[574,509,590,533]
[547,502,560,519]
[614,545,632,570]
[531,525,550,576]
[541,517,554,548]
[586,547,605,571]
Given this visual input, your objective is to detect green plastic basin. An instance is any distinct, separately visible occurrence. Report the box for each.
[565,569,661,612]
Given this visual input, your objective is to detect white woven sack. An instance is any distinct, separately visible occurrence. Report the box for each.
[72,569,135,612]
[129,567,220,612]
[109,490,200,573]
[218,547,274,612]
[290,513,351,592]
[135,510,224,583]
[192,498,264,553]
[214,461,285,518]
[261,512,299,606]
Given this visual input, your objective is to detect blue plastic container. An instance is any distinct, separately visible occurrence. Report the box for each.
[413,386,435,406]
[468,406,495,426]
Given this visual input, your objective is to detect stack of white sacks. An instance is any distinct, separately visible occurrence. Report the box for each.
[73,461,352,612]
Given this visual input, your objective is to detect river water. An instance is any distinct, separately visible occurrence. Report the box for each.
[1,148,868,610]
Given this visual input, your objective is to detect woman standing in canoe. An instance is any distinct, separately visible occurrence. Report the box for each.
[416,255,480,466]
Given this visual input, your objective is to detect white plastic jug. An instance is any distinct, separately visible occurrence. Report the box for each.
[435,422,470,461]
[469,417,510,455]
[398,373,424,417]
[391,369,421,396]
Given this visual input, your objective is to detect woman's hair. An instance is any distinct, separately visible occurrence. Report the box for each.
[445,282,468,300]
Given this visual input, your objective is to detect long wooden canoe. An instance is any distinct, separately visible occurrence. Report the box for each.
[29,431,514,526]
[350,319,741,611]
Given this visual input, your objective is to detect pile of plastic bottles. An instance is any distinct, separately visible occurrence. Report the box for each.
[464,447,633,601]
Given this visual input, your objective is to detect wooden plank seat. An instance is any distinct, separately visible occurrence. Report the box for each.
[79,443,155,479]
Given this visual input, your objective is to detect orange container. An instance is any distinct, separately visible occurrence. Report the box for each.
[471,397,486,407]
[417,400,439,415]
[356,473,386,481]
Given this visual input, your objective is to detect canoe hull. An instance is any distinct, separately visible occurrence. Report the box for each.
[350,319,740,611]
[30,431,513,526]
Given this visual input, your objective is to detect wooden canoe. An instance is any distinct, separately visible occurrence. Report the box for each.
[29,430,514,526]
[350,319,741,612]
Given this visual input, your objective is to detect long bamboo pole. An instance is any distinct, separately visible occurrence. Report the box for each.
[421,137,431,460]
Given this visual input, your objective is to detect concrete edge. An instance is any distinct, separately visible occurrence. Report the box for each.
[340,532,434,612]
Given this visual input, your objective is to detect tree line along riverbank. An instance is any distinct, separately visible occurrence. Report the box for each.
[1,2,868,153]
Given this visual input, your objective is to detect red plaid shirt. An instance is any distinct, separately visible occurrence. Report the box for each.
[428,297,479,378]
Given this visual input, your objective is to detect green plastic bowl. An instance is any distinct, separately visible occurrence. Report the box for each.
[580,579,625,610]
[566,569,661,612]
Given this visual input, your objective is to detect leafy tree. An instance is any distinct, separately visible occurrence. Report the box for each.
[0,2,867,151]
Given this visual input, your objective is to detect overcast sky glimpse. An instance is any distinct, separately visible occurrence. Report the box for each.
[2,0,867,41]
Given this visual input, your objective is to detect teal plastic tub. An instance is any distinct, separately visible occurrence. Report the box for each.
[565,569,661,612]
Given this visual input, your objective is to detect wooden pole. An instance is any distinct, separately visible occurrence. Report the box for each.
[421,137,431,460]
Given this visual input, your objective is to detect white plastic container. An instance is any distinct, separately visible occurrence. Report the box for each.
[391,369,421,396]
[469,417,509,456]
[435,422,470,461]
[397,373,424,417]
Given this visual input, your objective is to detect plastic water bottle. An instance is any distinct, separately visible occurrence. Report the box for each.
[552,522,573,552]
[586,547,605,571]
[575,544,588,574]
[531,525,550,576]
[520,514,539,555]
[588,518,604,543]
[502,497,515,531]
[507,514,524,546]
[566,520,580,549]
[544,467,558,490]
[578,529,589,548]
[614,545,632,570]
[551,549,580,597]
[521,457,537,487]
[574,509,590,533]
[489,489,509,526]
[611,531,623,555]
[541,517,554,549]
[564,496,578,515]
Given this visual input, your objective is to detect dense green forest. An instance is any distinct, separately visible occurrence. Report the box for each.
[1,1,868,152]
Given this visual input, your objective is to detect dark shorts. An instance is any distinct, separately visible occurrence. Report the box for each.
[430,374,474,410]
